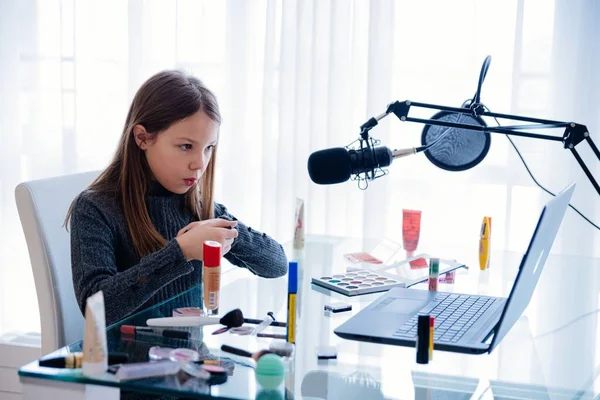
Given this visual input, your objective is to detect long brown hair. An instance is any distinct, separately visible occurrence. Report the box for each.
[66,70,221,257]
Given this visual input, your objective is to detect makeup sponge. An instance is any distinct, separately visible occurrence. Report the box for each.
[255,354,285,389]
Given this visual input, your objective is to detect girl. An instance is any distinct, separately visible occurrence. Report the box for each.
[67,70,288,326]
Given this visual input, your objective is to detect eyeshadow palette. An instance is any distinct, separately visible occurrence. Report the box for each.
[312,254,467,296]
[311,270,406,296]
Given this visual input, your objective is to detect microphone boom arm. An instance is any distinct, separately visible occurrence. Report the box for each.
[362,100,600,197]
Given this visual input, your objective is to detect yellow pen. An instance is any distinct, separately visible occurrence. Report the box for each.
[479,217,491,270]
[286,261,298,344]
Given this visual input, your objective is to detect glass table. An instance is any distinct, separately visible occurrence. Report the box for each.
[19,235,600,399]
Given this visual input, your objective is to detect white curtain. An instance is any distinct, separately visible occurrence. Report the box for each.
[0,0,598,347]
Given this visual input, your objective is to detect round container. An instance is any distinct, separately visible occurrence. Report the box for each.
[205,364,228,385]
[255,354,285,389]
[169,348,200,364]
[203,364,226,375]
[149,346,175,361]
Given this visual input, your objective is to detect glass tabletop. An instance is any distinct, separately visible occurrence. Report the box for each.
[19,235,600,399]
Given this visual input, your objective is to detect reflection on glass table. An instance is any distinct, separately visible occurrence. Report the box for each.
[19,235,600,399]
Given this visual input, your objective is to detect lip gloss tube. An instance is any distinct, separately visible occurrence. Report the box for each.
[203,241,222,315]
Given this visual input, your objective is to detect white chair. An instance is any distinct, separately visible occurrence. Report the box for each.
[15,171,99,354]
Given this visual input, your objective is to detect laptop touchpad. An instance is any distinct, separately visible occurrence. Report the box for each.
[380,298,426,314]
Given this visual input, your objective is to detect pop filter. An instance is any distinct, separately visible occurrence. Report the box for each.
[420,56,492,171]
[421,111,490,171]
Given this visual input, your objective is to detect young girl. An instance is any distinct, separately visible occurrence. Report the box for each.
[67,70,288,326]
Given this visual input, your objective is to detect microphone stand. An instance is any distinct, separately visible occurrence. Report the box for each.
[359,100,600,197]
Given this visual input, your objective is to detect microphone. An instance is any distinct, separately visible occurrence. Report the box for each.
[307,145,417,185]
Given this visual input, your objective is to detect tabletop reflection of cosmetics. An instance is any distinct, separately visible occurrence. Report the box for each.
[106,345,234,384]
[220,343,290,389]
[176,369,211,393]
[301,370,384,400]
[39,352,128,368]
[256,389,284,400]
[161,346,235,375]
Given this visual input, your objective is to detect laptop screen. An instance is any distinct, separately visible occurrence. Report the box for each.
[488,182,575,353]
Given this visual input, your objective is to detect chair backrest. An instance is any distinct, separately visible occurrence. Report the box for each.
[15,171,99,354]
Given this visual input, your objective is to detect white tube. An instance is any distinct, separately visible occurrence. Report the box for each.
[146,316,221,327]
[293,198,305,251]
[82,291,108,377]
[293,198,305,319]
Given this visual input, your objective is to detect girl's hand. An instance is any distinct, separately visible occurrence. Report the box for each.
[176,219,238,261]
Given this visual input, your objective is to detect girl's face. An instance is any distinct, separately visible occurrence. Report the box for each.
[134,110,219,194]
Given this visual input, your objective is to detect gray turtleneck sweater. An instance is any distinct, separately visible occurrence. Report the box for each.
[70,182,288,326]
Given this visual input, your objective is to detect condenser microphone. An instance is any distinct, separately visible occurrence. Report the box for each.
[307,146,417,185]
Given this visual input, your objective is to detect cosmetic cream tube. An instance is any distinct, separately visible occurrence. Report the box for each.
[146,316,221,327]
[82,291,108,376]
[402,209,422,252]
[293,198,305,318]
[293,198,305,251]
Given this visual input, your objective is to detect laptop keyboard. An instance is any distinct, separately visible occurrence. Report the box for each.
[393,293,503,343]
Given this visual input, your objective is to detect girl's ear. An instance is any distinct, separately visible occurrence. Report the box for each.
[133,124,150,150]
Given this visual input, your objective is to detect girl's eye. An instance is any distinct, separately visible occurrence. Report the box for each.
[205,145,215,152]
[179,144,193,151]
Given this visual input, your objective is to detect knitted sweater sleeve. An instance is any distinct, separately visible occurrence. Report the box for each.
[215,202,288,278]
[70,193,193,324]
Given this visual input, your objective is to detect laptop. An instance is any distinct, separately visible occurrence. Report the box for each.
[334,182,576,354]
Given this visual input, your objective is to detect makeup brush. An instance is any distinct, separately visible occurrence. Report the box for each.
[146,308,244,328]
[244,312,287,328]
[220,344,273,362]
[214,311,287,335]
